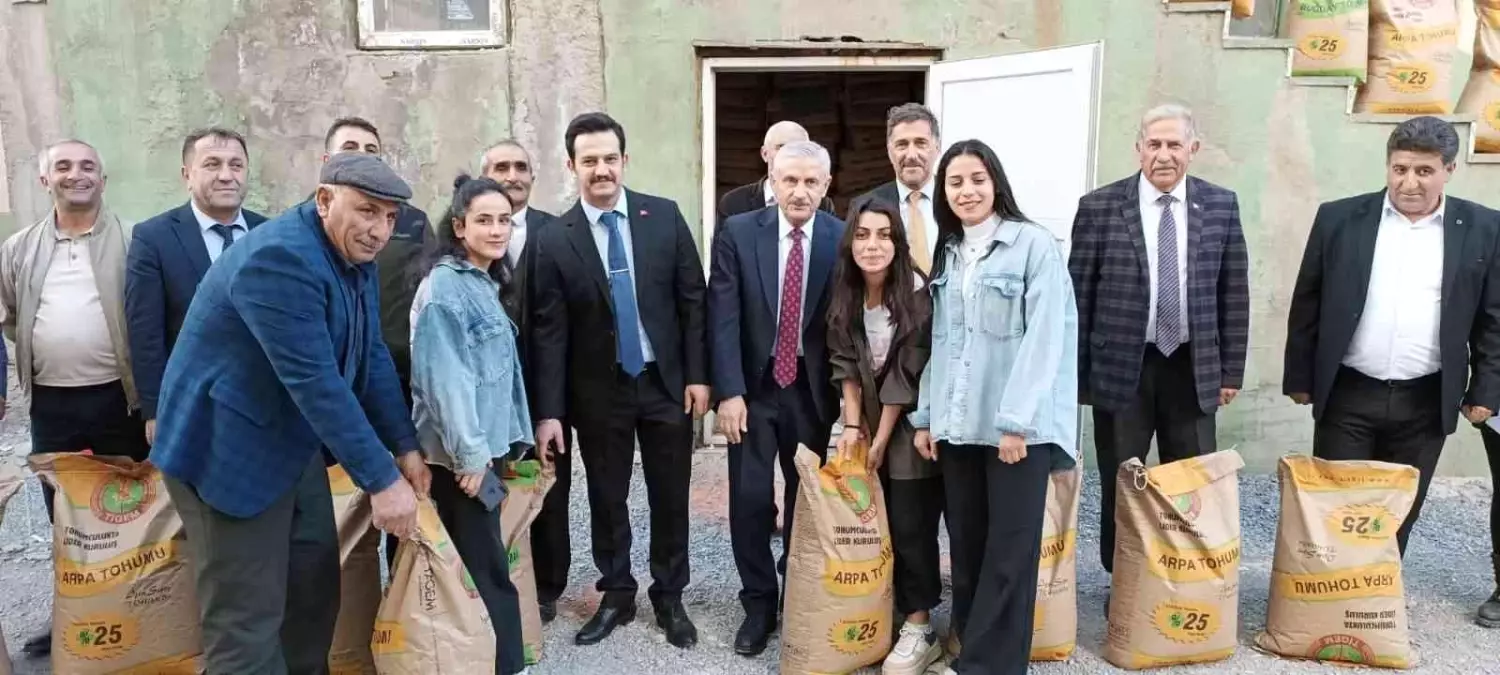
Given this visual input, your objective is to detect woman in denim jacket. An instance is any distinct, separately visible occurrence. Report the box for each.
[410,174,534,675]
[910,140,1079,675]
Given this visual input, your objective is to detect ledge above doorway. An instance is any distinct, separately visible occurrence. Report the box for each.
[693,38,944,61]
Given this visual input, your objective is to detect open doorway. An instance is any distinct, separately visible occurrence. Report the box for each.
[712,70,927,217]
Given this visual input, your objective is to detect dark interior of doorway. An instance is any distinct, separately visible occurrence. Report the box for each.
[715,70,926,218]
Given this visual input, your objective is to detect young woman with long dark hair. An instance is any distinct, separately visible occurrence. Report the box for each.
[826,198,944,674]
[409,174,533,675]
[909,140,1079,675]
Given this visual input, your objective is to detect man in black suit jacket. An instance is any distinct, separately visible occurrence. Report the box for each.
[126,128,267,446]
[710,139,844,656]
[845,103,942,274]
[1285,116,1500,556]
[1068,104,1250,575]
[532,113,708,649]
[480,139,572,623]
[715,121,834,249]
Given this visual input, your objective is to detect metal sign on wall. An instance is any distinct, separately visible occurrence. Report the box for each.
[356,0,505,49]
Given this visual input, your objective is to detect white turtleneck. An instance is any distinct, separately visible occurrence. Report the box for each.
[960,214,1001,292]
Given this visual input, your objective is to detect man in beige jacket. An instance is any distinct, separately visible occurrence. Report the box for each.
[0,138,144,658]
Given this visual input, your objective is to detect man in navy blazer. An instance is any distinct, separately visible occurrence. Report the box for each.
[150,153,430,674]
[710,139,844,655]
[126,128,267,445]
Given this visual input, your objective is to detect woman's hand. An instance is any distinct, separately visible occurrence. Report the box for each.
[997,434,1027,464]
[836,426,864,461]
[914,430,937,461]
[867,437,888,472]
[457,461,493,498]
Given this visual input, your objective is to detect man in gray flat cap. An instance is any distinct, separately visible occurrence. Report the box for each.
[151,152,432,674]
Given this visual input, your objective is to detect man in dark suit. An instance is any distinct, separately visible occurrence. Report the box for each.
[150,153,430,674]
[845,103,941,274]
[710,139,844,656]
[127,128,267,446]
[531,112,708,649]
[480,138,571,623]
[1069,104,1250,575]
[715,121,834,247]
[1285,116,1500,556]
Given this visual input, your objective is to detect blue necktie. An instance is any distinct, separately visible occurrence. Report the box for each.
[1155,194,1182,356]
[601,211,645,377]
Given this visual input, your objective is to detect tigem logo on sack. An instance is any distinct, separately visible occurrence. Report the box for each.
[90,476,154,526]
[821,471,877,524]
[1308,634,1376,664]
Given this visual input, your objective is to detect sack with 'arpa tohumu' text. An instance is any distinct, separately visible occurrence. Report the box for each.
[1031,465,1081,661]
[500,460,556,666]
[327,464,380,675]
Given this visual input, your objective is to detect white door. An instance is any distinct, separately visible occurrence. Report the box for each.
[924,42,1103,258]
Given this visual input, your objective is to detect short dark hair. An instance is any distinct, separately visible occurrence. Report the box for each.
[564,112,626,160]
[1387,116,1459,165]
[886,103,940,140]
[181,127,248,164]
[324,116,381,151]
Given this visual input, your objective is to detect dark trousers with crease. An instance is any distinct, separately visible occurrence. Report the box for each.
[429,464,526,675]
[941,442,1053,675]
[575,364,693,608]
[879,470,945,616]
[30,380,150,521]
[530,423,574,606]
[1481,425,1500,555]
[1093,346,1215,573]
[729,360,831,617]
[166,453,340,675]
[1314,367,1445,556]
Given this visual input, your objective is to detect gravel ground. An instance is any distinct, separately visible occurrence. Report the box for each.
[2,387,1497,673]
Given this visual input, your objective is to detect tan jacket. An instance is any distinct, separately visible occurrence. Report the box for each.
[0,208,137,407]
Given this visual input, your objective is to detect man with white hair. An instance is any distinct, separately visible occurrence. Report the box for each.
[714,121,835,244]
[0,139,146,657]
[709,139,845,656]
[1068,104,1250,578]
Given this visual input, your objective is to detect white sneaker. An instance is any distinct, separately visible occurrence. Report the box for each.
[882,622,942,675]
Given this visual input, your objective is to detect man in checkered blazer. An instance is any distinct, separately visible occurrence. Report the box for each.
[1068,104,1250,576]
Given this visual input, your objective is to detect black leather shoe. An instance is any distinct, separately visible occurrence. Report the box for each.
[22,629,51,658]
[654,600,698,649]
[539,600,558,624]
[576,603,635,645]
[1479,554,1500,629]
[734,612,775,656]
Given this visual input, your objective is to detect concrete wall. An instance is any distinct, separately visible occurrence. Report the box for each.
[2,0,1497,475]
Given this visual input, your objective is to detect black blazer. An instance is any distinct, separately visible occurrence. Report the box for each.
[709,206,845,425]
[715,177,835,252]
[125,202,267,419]
[531,189,707,422]
[509,206,555,412]
[845,181,901,220]
[1284,191,1500,434]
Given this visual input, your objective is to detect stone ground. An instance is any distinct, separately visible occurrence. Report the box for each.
[1,385,1498,673]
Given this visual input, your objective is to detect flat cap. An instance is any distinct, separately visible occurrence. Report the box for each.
[319,153,412,203]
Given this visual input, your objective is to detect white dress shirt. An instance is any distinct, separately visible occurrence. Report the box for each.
[582,192,656,363]
[191,200,247,264]
[1343,193,1446,380]
[896,178,940,261]
[762,179,776,206]
[1139,173,1190,345]
[777,209,814,355]
[506,204,530,268]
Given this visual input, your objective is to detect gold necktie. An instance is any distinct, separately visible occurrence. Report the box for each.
[906,190,931,274]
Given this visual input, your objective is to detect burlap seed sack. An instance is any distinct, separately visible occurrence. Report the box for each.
[500,460,556,666]
[327,465,380,675]
[1289,0,1371,79]
[1031,465,1082,661]
[780,444,894,674]
[372,497,496,674]
[29,453,202,674]
[1254,455,1418,669]
[1457,0,1500,153]
[0,467,22,675]
[1104,450,1244,670]
[1355,0,1461,113]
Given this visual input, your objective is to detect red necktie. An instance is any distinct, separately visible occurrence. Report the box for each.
[773,227,805,388]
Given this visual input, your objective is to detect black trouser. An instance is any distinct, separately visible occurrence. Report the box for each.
[1484,425,1500,556]
[574,364,694,608]
[429,464,526,675]
[30,380,150,521]
[531,422,575,606]
[166,453,340,675]
[879,470,945,616]
[1093,346,1215,573]
[1313,367,1444,556]
[941,442,1052,675]
[729,360,831,616]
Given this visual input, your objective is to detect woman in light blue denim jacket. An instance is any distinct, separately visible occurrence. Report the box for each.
[410,174,533,675]
[910,140,1079,675]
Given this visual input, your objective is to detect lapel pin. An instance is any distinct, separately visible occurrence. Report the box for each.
[1192,202,1202,210]
[640,209,649,217]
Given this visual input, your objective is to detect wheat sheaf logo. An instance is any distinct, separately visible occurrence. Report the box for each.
[90,476,154,525]
[1310,634,1376,664]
